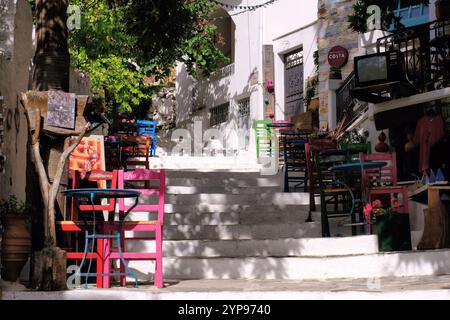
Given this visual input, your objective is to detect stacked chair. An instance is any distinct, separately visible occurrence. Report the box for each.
[58,170,118,288]
[315,149,364,237]
[283,136,309,192]
[102,169,165,288]
[252,119,273,158]
[61,118,165,288]
[136,120,157,157]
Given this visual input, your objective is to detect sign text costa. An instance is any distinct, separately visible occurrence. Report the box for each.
[328,46,349,68]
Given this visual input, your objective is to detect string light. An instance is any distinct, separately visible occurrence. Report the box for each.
[211,0,276,11]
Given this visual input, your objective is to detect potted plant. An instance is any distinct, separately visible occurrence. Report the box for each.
[338,128,371,153]
[329,66,342,80]
[0,196,32,282]
[364,198,412,252]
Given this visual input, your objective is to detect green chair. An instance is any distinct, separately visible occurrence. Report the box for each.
[252,120,273,158]
[316,149,364,237]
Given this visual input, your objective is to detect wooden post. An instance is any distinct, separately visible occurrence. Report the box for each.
[21,91,89,290]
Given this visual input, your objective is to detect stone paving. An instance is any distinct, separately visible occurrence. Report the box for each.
[2,275,450,300]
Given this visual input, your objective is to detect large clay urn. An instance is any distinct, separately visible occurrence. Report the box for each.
[1,216,32,282]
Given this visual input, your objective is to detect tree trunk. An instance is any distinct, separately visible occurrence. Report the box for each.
[32,0,70,92]
[29,0,71,291]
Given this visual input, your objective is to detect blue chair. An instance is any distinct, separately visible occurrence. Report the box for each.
[136,120,157,157]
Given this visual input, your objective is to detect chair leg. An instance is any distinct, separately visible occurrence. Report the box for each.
[402,188,410,214]
[154,227,163,288]
[96,238,103,288]
[102,225,111,288]
[321,195,330,237]
[120,231,127,287]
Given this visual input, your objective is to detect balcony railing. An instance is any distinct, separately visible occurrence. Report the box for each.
[376,19,450,93]
[336,71,368,127]
[210,63,235,81]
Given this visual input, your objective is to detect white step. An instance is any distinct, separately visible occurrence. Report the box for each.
[166,177,281,188]
[161,235,379,258]
[166,186,281,195]
[148,157,262,171]
[166,193,311,206]
[159,249,450,280]
[161,208,316,225]
[162,222,321,240]
[164,203,317,214]
[165,170,276,179]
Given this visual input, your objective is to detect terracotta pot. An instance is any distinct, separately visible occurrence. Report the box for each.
[436,0,450,20]
[1,216,32,282]
[308,98,319,110]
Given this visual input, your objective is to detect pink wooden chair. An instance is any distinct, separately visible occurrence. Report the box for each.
[102,168,165,288]
[359,152,409,232]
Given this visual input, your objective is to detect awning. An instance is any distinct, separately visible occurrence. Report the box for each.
[373,88,450,130]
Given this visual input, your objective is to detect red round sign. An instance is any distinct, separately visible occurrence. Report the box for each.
[328,46,349,68]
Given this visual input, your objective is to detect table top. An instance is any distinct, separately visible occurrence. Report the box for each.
[62,188,140,199]
[267,122,294,128]
[329,161,387,172]
[104,140,141,147]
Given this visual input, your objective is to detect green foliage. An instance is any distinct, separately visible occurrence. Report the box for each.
[29,0,229,115]
[0,196,32,216]
[305,50,319,107]
[339,128,370,144]
[348,0,429,33]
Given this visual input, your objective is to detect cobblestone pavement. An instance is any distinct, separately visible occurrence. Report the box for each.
[2,275,450,299]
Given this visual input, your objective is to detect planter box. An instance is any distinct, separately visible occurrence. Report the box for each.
[339,143,371,153]
[374,213,412,252]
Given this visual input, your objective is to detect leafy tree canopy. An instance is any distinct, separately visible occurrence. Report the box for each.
[30,0,229,114]
[348,0,429,33]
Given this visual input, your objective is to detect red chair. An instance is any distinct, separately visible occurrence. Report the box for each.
[102,168,165,288]
[58,170,118,288]
[359,152,409,232]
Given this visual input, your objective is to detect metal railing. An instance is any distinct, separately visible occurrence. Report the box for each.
[376,19,450,93]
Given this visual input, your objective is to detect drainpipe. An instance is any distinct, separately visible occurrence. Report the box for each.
[327,79,342,130]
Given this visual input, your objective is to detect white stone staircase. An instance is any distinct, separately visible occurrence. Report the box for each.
[123,156,450,282]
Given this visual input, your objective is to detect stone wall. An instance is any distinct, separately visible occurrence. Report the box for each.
[0,0,33,201]
[317,0,359,129]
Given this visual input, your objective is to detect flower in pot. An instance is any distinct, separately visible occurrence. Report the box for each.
[329,66,342,80]
[0,196,32,282]
[364,198,409,252]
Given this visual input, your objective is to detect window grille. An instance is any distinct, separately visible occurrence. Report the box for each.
[238,97,250,118]
[210,103,230,126]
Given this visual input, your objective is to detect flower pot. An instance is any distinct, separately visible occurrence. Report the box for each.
[436,0,450,21]
[1,216,32,282]
[339,143,371,153]
[373,213,412,252]
[308,97,319,110]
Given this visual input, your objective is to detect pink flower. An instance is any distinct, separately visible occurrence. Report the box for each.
[364,203,373,221]
[372,199,382,208]
[391,197,401,208]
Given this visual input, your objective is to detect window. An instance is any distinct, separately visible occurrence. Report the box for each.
[238,97,250,119]
[390,1,430,29]
[210,103,230,127]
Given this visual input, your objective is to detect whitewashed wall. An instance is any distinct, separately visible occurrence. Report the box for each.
[0,0,33,201]
[175,0,318,156]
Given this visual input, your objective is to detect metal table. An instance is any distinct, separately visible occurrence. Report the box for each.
[62,188,140,288]
[329,161,387,233]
